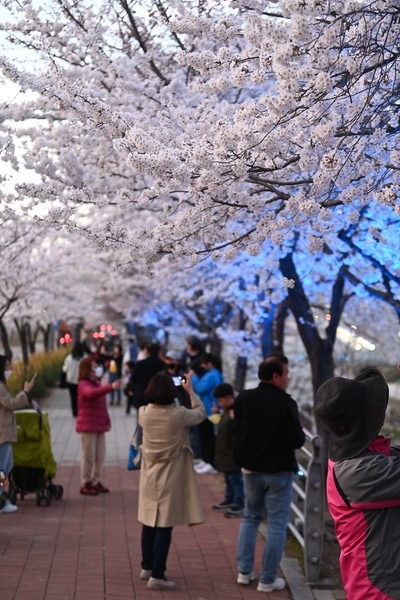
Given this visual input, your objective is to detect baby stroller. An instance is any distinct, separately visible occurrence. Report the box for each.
[9,409,64,507]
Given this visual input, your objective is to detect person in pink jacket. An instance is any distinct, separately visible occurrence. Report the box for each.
[76,356,121,496]
[315,368,400,600]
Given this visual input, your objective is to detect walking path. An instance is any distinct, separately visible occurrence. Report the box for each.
[0,387,345,600]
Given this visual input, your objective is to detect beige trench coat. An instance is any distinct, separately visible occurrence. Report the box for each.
[0,382,30,444]
[138,392,206,528]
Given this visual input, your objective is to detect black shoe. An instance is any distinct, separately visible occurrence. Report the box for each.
[212,500,235,511]
[224,506,244,518]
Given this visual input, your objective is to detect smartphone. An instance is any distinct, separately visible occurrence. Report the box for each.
[172,376,183,386]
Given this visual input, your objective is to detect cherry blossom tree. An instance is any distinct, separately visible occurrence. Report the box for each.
[0,0,399,390]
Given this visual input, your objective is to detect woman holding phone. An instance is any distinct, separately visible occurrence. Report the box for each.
[0,355,37,513]
[137,372,206,590]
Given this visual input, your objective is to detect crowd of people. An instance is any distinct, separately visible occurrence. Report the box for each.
[79,337,303,593]
[1,333,397,598]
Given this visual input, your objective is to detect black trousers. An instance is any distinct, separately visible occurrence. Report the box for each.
[198,418,215,466]
[67,383,78,417]
[141,524,173,580]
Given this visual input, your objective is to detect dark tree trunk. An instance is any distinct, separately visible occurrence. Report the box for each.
[261,304,277,357]
[26,323,35,355]
[279,253,349,473]
[234,355,248,392]
[14,319,30,368]
[273,299,291,355]
[233,308,249,391]
[207,333,222,360]
[0,320,12,358]
[36,323,52,352]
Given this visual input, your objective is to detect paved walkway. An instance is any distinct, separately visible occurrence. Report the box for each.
[0,387,344,600]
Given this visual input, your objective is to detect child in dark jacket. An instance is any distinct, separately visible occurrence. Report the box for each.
[212,383,244,518]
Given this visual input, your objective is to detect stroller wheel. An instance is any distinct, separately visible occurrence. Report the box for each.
[8,486,17,505]
[51,485,64,500]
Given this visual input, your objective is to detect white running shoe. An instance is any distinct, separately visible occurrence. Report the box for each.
[139,569,152,580]
[195,463,218,474]
[237,571,256,585]
[147,577,176,590]
[257,577,286,593]
[0,500,18,514]
[193,460,206,471]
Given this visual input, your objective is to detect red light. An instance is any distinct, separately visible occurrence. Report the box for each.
[111,329,117,335]
[100,324,106,331]
[60,337,65,344]
[106,325,112,331]
[93,332,99,339]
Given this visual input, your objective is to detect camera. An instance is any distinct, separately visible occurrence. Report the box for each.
[172,375,186,386]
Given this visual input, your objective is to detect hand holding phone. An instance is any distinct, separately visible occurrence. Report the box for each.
[24,372,38,394]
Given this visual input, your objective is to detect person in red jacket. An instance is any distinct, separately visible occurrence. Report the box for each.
[76,356,121,496]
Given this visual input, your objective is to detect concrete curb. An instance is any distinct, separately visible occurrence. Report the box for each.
[280,557,345,600]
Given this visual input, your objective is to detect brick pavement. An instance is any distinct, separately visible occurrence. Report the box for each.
[0,387,337,600]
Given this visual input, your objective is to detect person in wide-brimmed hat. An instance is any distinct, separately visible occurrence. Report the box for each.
[314,368,400,600]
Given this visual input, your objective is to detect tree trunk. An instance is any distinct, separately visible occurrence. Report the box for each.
[279,253,349,473]
[273,298,291,355]
[0,320,12,358]
[207,333,222,359]
[234,356,247,392]
[36,323,52,352]
[14,319,30,368]
[260,304,277,357]
[26,322,35,355]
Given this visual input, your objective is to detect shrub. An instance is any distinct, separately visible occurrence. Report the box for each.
[7,348,69,398]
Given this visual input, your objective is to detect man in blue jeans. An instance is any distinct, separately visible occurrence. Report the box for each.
[234,355,305,593]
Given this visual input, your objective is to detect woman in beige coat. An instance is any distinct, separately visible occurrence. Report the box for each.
[0,355,37,513]
[138,371,206,591]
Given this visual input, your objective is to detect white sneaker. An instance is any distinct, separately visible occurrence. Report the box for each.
[193,460,206,472]
[0,500,18,514]
[195,463,218,474]
[257,577,286,593]
[140,569,152,580]
[147,577,176,590]
[237,571,255,585]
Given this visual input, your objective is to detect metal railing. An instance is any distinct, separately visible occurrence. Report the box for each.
[288,428,325,583]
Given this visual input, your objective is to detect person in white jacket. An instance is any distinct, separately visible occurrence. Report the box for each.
[63,342,85,417]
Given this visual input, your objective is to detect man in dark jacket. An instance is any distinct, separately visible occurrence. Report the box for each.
[128,342,165,410]
[234,355,305,594]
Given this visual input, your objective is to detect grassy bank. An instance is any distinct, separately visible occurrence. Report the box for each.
[7,348,69,398]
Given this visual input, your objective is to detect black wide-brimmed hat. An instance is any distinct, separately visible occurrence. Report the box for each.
[314,368,389,461]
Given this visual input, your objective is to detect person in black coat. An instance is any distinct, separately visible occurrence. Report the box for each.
[128,342,165,410]
[234,354,305,593]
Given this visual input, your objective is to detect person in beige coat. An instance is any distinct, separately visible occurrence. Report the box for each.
[138,371,206,591]
[0,355,37,513]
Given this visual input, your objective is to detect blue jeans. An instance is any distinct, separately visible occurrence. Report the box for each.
[0,442,13,476]
[108,373,121,404]
[237,471,294,584]
[224,472,244,507]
